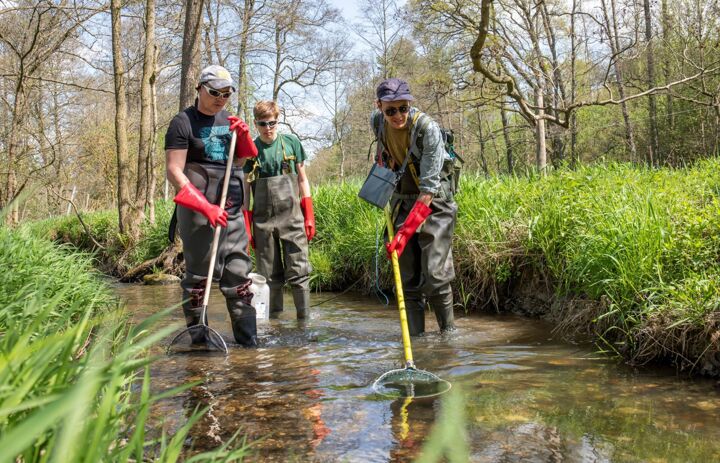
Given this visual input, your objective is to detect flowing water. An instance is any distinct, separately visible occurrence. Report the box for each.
[116,283,720,462]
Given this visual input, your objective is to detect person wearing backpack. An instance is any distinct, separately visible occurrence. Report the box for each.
[242,100,316,319]
[371,78,458,335]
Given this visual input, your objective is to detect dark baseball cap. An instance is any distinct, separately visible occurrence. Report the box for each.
[376,78,414,102]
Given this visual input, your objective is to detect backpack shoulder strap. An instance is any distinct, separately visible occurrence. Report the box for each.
[371,111,386,164]
[371,111,384,140]
[409,112,432,158]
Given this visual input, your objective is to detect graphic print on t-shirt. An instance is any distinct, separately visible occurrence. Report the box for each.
[200,125,232,161]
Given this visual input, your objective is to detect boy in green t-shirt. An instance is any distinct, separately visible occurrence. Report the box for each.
[242,101,315,319]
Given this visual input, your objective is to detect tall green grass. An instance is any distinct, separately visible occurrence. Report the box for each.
[0,225,248,461]
[27,199,176,275]
[311,161,720,371]
[508,163,720,366]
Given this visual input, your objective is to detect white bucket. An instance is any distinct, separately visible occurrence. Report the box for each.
[249,272,270,320]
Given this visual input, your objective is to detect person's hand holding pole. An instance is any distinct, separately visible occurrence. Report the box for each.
[386,201,431,258]
[228,116,258,159]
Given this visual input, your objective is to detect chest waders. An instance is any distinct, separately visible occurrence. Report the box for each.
[177,161,257,347]
[251,172,311,319]
[379,115,458,336]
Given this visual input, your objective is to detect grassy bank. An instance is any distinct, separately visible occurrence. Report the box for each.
[0,224,247,461]
[28,160,720,374]
[317,160,720,374]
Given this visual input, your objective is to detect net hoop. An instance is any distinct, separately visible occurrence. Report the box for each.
[372,367,452,399]
[166,324,229,355]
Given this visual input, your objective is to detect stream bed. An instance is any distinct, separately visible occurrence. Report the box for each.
[116,283,720,462]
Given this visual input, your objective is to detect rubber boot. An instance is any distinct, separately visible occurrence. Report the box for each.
[269,286,284,318]
[428,290,456,333]
[292,287,310,319]
[231,316,258,347]
[181,278,206,327]
[182,279,208,344]
[228,298,258,347]
[405,298,426,336]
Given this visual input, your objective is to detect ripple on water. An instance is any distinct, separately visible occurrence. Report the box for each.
[116,286,720,462]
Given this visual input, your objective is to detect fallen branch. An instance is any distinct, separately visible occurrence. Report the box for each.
[120,241,182,282]
[54,191,105,250]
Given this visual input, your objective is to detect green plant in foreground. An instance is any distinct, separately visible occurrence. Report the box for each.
[416,387,469,463]
[0,225,249,462]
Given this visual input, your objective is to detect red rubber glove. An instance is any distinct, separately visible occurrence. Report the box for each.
[300,197,316,242]
[243,209,255,250]
[228,116,258,159]
[174,182,228,228]
[386,201,431,258]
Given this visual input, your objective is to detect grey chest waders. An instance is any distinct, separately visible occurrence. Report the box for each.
[251,173,311,318]
[167,132,239,355]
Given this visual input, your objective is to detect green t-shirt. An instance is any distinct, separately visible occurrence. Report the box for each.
[245,134,306,178]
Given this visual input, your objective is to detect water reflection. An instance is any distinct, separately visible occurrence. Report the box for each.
[115,283,720,462]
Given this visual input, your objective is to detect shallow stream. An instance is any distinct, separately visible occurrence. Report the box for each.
[116,283,720,462]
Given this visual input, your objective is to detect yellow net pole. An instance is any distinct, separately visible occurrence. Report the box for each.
[385,206,414,368]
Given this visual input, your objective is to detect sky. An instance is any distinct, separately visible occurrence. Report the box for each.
[328,0,363,22]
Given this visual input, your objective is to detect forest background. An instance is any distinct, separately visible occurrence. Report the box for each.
[2,0,719,236]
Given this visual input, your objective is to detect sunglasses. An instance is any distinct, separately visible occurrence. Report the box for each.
[383,105,410,117]
[203,84,232,99]
[255,120,278,128]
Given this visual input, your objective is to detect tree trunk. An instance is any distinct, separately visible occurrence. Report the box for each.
[111,0,134,236]
[540,1,567,165]
[661,0,673,131]
[570,0,578,167]
[604,0,638,162]
[203,0,221,65]
[476,108,489,176]
[643,0,659,165]
[179,0,205,111]
[535,87,547,172]
[714,103,720,157]
[272,22,282,102]
[236,0,254,121]
[500,99,514,173]
[137,0,156,222]
[148,51,159,224]
[4,81,26,225]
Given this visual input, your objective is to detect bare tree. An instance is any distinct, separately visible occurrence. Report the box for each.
[599,0,638,161]
[231,0,267,120]
[456,0,717,169]
[111,0,134,236]
[265,0,341,103]
[353,0,404,79]
[179,0,205,110]
[137,0,157,222]
[0,1,95,224]
[319,46,354,180]
[642,0,660,165]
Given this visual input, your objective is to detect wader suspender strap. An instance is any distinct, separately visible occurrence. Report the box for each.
[247,135,295,183]
[168,205,178,243]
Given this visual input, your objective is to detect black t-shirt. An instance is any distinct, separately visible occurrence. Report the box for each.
[164,105,232,164]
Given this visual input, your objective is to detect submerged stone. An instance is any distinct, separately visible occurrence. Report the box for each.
[143,273,180,285]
